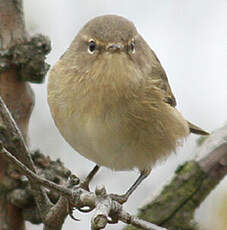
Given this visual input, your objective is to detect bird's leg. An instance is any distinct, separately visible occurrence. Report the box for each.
[124,169,150,198]
[80,165,100,191]
[110,169,150,204]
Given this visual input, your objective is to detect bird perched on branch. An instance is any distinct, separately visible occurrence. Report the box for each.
[48,15,208,203]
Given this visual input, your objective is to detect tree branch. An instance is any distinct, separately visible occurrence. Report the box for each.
[0,1,42,229]
[0,1,51,228]
[0,96,52,214]
[0,142,168,230]
[0,96,35,170]
[0,0,27,50]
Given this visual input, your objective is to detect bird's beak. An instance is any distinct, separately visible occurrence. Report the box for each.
[107,43,123,52]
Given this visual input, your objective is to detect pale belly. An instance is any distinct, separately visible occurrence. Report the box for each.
[60,113,151,171]
[54,107,187,171]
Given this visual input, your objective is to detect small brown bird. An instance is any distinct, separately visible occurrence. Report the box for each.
[48,15,208,202]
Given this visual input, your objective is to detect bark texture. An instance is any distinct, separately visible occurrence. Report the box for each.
[0,1,50,229]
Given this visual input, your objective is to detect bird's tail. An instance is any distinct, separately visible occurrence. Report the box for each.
[187,121,209,135]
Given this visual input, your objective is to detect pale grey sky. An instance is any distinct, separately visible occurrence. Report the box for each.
[24,1,227,229]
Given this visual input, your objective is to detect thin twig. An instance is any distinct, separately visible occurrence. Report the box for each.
[0,96,35,171]
[0,143,72,197]
[119,212,168,230]
[0,96,52,220]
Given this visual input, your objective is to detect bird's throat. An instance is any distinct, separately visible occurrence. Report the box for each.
[73,53,142,119]
[90,53,142,98]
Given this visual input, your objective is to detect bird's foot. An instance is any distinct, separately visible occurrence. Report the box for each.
[80,165,100,191]
[80,180,90,191]
[109,193,128,204]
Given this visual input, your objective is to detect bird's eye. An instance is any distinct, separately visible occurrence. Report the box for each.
[130,40,136,54]
[88,40,96,54]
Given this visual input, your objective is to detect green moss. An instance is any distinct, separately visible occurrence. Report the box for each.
[0,125,6,131]
[196,136,208,146]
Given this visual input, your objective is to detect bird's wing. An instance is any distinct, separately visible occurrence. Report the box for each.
[150,49,209,135]
[150,50,177,107]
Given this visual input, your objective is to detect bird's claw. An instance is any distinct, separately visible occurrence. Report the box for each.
[109,193,128,204]
[69,210,80,221]
[80,180,90,191]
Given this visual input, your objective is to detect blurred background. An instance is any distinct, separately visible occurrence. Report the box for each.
[23,0,227,229]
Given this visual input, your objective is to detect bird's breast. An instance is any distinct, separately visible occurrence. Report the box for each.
[58,96,141,170]
[48,55,189,171]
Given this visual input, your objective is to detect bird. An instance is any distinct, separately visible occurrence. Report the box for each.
[48,15,208,203]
